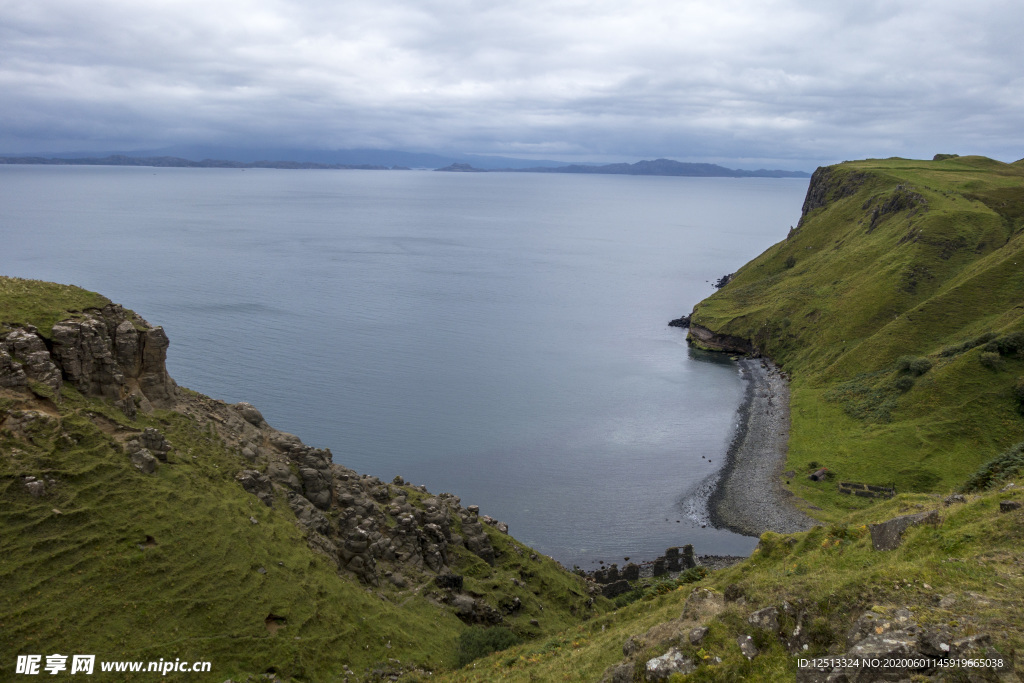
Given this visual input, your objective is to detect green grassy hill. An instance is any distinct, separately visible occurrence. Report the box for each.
[690,155,1024,516]
[0,278,603,682]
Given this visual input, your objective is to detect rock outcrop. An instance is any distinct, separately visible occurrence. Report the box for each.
[0,304,177,411]
[169,390,507,591]
[686,323,754,355]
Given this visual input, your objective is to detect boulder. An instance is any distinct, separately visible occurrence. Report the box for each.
[868,510,939,551]
[601,580,631,599]
[681,588,725,620]
[748,606,779,633]
[434,574,463,591]
[737,635,759,660]
[24,478,46,497]
[233,402,266,427]
[688,626,709,646]
[286,492,331,536]
[267,461,301,491]
[451,595,503,625]
[644,648,695,681]
[599,662,634,683]
[622,635,645,657]
[139,428,172,461]
[236,470,274,506]
[129,449,158,474]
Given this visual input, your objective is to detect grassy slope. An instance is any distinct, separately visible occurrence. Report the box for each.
[436,485,1024,682]
[690,156,1024,518]
[0,278,602,682]
[432,156,1024,681]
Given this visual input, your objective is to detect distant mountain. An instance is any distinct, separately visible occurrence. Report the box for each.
[1,146,573,170]
[0,150,810,176]
[434,163,487,172]
[519,158,810,178]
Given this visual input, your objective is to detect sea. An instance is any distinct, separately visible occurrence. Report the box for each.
[0,165,808,568]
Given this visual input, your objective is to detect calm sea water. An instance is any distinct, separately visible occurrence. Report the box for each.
[0,165,807,567]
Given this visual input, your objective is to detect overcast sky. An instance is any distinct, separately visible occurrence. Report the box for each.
[2,0,1022,170]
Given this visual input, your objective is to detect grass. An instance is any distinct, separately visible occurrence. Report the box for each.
[1,364,604,682]
[434,480,1024,681]
[0,394,467,681]
[0,277,111,337]
[691,156,1024,503]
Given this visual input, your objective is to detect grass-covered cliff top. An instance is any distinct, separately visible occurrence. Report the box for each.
[691,155,1024,516]
[0,277,111,337]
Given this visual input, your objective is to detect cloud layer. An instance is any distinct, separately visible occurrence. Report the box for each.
[2,0,1022,168]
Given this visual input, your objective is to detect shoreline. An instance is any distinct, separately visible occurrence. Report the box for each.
[706,357,818,537]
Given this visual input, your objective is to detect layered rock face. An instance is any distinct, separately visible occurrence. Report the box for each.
[686,323,755,355]
[0,304,177,412]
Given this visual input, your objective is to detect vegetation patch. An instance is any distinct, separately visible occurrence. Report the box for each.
[455,627,522,668]
[961,440,1024,492]
[0,276,111,337]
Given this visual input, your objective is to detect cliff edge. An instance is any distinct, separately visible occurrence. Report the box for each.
[0,277,601,680]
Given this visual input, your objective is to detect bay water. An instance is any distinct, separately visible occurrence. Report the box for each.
[0,165,807,567]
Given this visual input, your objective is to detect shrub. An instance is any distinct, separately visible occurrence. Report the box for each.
[895,356,933,376]
[980,351,1003,370]
[455,627,522,668]
[994,331,1024,356]
[960,441,1024,492]
[939,332,997,357]
[784,255,797,269]
[679,566,708,583]
[892,376,915,392]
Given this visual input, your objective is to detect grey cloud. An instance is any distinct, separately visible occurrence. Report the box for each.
[2,0,1023,167]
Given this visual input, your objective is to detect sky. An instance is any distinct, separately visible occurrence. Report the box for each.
[1,0,1023,170]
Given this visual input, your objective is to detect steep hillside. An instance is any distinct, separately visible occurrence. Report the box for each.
[0,277,603,681]
[689,155,1024,514]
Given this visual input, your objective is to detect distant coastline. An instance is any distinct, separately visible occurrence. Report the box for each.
[0,154,811,178]
[0,154,409,171]
[513,158,810,178]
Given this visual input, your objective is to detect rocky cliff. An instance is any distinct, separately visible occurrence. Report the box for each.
[1,303,176,414]
[1,291,590,637]
[685,322,755,355]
